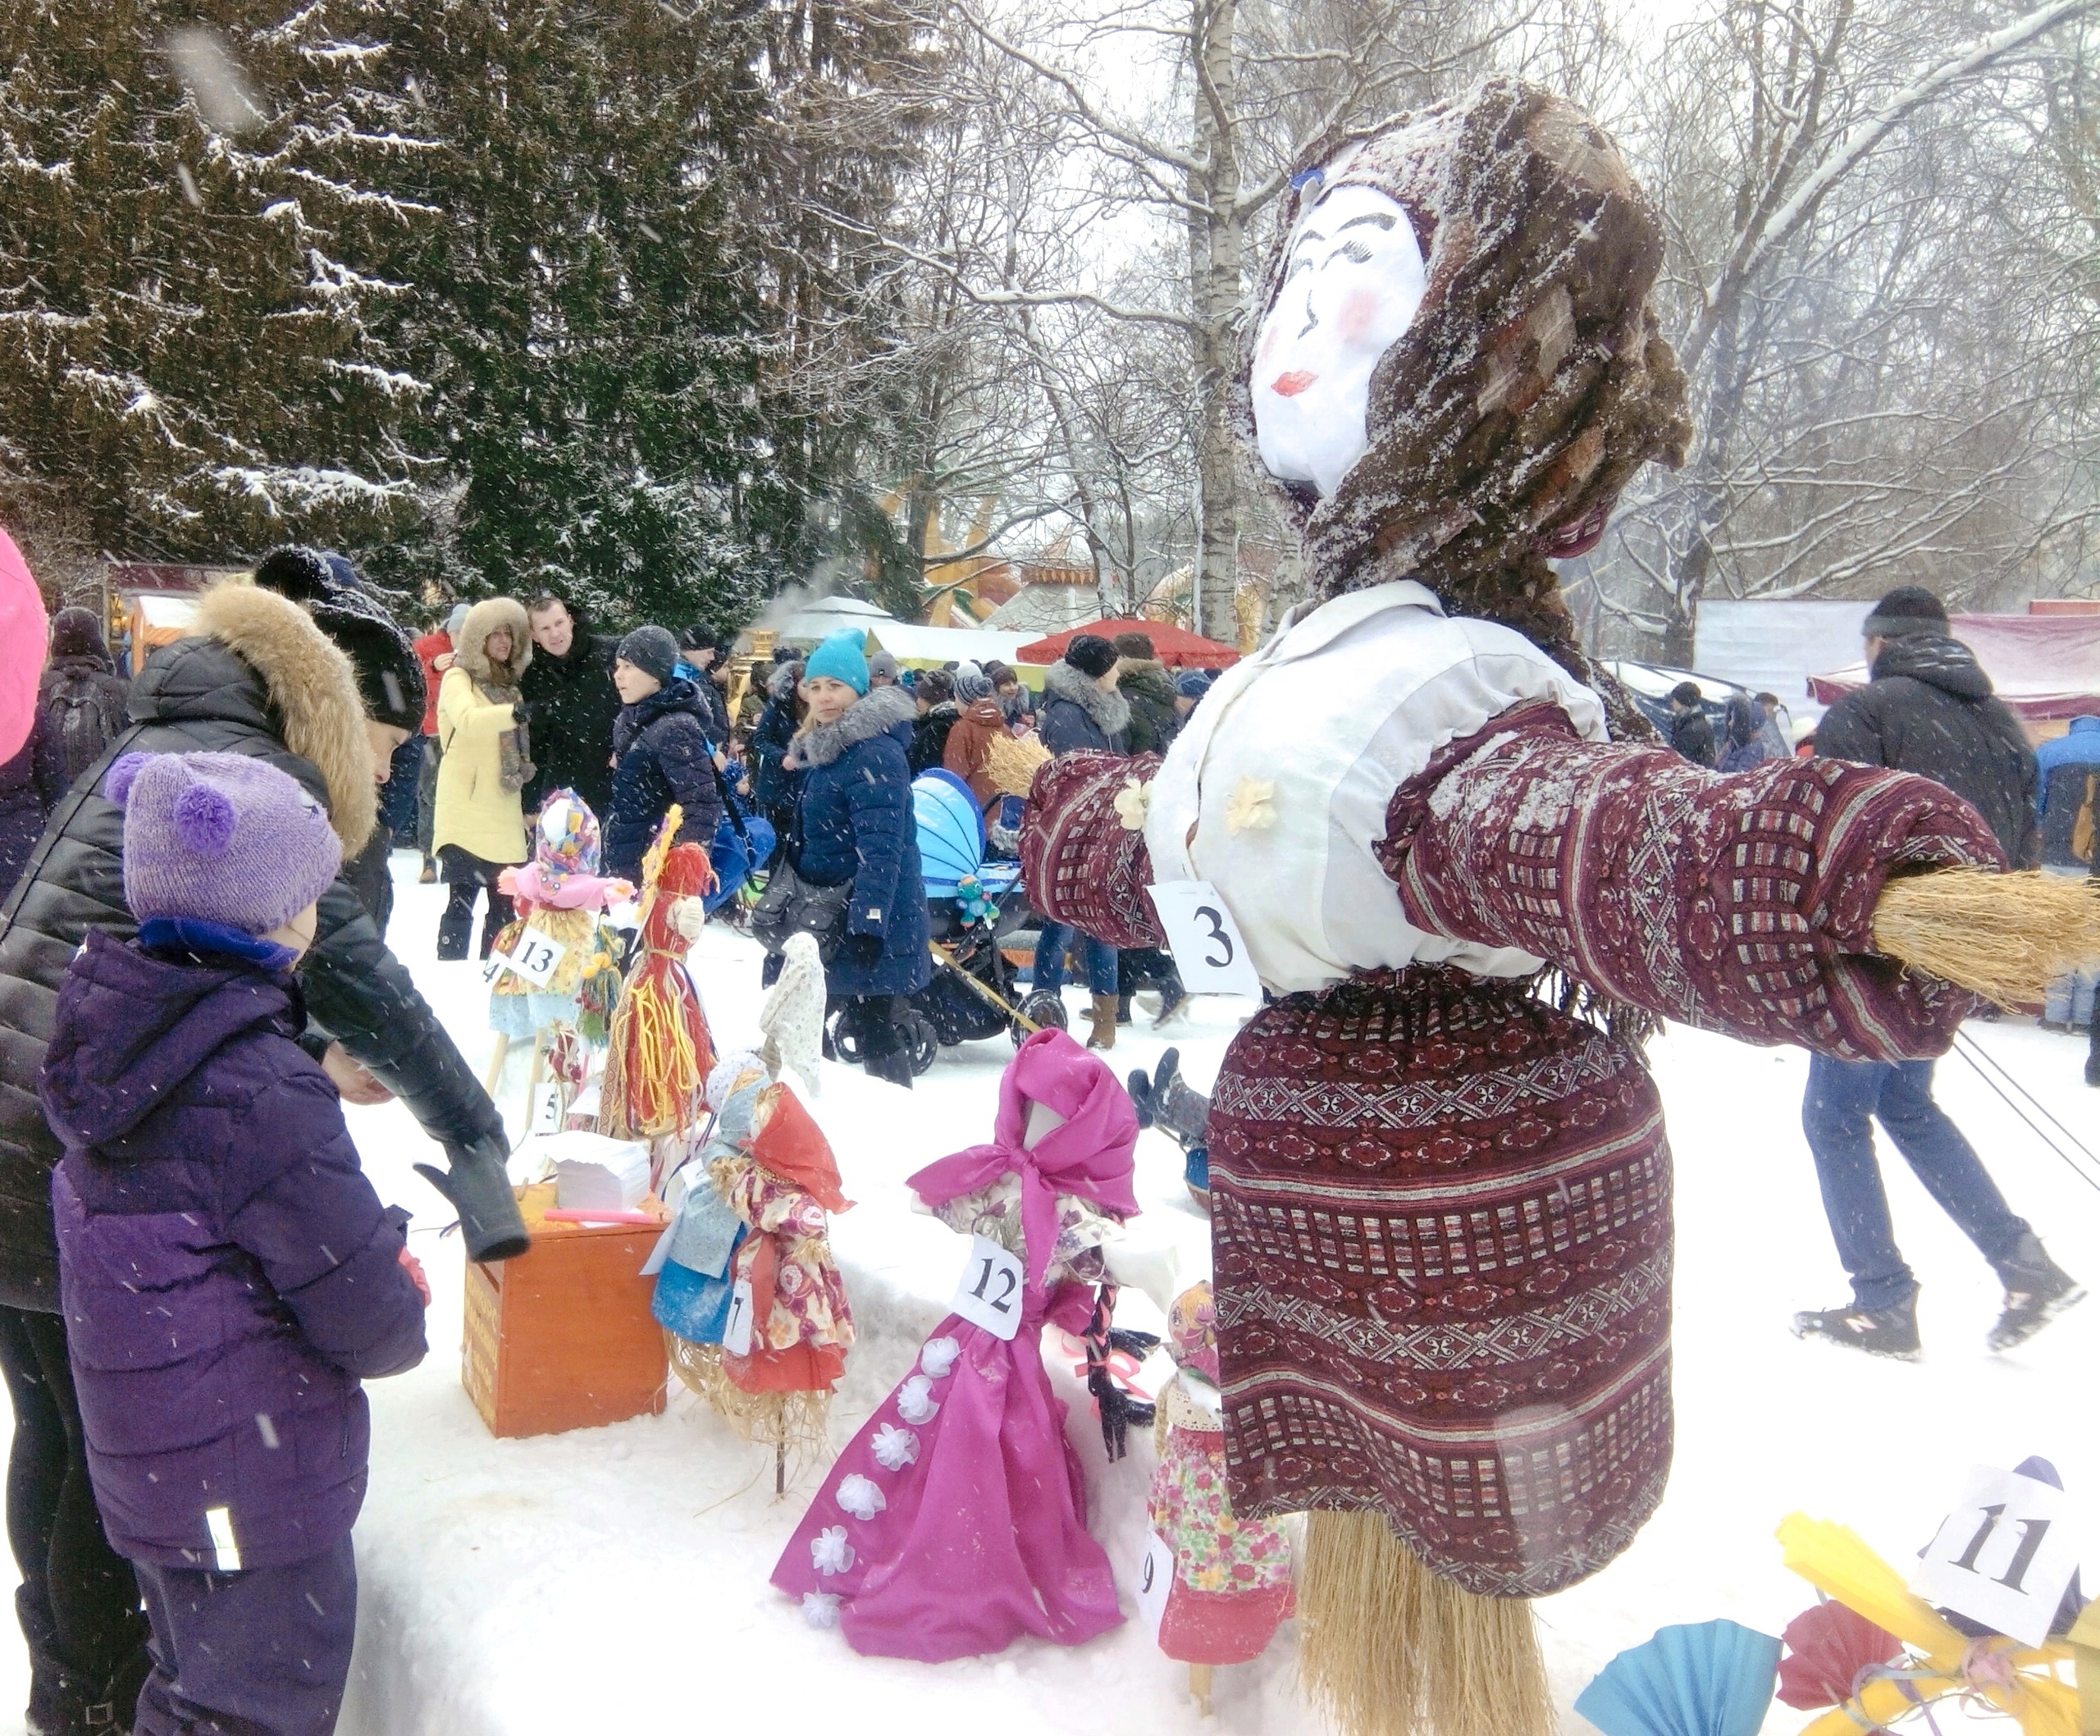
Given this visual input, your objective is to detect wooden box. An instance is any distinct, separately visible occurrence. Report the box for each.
[461,1185,669,1439]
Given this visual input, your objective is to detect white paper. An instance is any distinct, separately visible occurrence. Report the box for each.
[545,1131,651,1213]
[505,930,567,989]
[1134,1530,1175,1638]
[1909,1464,2083,1647]
[723,1278,756,1356]
[607,898,640,930]
[949,1234,1025,1341]
[1147,879,1263,998]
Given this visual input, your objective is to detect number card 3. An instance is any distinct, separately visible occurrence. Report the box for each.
[1910,1464,2083,1647]
[949,1235,1025,1341]
[1147,879,1262,998]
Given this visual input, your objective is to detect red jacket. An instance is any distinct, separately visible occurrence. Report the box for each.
[412,632,450,735]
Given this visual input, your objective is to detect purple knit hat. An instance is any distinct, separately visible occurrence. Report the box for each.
[109,752,342,934]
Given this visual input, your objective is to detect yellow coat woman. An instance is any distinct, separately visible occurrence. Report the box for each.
[432,596,533,958]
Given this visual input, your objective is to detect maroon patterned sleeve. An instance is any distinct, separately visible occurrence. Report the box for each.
[1018,751,1169,948]
[1377,702,2006,1061]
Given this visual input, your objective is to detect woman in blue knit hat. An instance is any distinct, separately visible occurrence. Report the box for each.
[779,632,929,1086]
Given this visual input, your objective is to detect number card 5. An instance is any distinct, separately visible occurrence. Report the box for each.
[1909,1463,2083,1647]
[1146,879,1262,998]
[949,1235,1025,1341]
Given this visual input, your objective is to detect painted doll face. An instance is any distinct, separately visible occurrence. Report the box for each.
[1252,181,1427,498]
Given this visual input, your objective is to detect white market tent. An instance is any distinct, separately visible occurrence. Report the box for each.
[1693,599,1873,720]
[769,596,899,644]
[765,595,1045,683]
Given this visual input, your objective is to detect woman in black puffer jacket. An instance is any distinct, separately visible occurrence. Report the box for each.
[604,626,725,881]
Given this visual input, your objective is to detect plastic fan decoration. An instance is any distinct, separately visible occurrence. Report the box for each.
[1573,1620,1782,1736]
[1778,1601,1905,1711]
[1775,1513,2081,1736]
[600,820,718,1140]
[0,529,49,762]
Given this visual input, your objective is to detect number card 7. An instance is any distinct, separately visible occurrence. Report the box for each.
[1147,879,1262,998]
[949,1235,1025,1341]
[1909,1464,2082,1647]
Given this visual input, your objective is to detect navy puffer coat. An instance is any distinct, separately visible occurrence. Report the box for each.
[785,686,931,999]
[605,680,726,881]
[40,931,427,1569]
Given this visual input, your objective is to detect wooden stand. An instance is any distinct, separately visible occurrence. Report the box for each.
[1189,1665,1213,1718]
[462,1184,669,1439]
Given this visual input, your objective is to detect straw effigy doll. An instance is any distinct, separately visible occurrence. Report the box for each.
[1007,78,2100,1736]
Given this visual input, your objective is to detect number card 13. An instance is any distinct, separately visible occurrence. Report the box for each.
[1909,1463,2084,1647]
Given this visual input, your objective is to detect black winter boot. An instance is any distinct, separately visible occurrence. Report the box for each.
[436,884,475,962]
[1792,1294,1921,1360]
[1988,1234,2085,1351]
[859,1009,915,1090]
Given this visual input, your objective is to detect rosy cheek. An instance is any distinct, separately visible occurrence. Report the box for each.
[1257,321,1279,363]
[1336,286,1381,345]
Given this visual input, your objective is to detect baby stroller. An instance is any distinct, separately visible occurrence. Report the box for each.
[829,770,1064,1074]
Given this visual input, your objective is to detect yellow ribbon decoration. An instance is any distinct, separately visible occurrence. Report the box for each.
[1777,1513,2079,1736]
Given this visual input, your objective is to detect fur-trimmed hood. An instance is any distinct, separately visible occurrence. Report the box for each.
[1043,659,1132,738]
[786,683,916,770]
[767,660,805,703]
[189,582,377,854]
[456,598,532,689]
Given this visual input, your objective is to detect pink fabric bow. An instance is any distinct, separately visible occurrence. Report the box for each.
[908,1028,1139,1301]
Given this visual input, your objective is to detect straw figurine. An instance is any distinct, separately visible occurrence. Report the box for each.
[600,808,718,1144]
[662,1052,853,1490]
[1147,1282,1294,1715]
[484,791,632,1117]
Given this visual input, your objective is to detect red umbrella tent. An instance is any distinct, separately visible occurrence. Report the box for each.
[1016,618,1241,670]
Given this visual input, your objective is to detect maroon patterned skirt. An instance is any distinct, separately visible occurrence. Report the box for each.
[1208,965,1673,1598]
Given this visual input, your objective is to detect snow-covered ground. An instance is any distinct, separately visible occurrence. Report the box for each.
[1,848,2094,1733]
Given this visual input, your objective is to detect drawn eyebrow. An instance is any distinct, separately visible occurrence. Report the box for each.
[1336,212,1396,234]
[1291,229,1327,249]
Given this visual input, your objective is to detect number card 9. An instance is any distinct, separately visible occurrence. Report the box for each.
[1909,1464,2083,1647]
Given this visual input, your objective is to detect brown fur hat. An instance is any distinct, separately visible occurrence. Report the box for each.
[1236,80,1690,654]
[190,582,378,855]
[455,597,532,690]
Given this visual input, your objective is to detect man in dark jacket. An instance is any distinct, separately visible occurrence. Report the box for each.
[604,627,726,881]
[1796,585,2077,1359]
[0,580,519,1732]
[906,668,960,774]
[523,593,622,816]
[1816,587,2039,864]
[1666,680,1716,767]
[1112,631,1181,756]
[34,609,130,797]
[41,751,427,1736]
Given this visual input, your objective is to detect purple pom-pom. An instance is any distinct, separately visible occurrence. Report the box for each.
[103,752,151,809]
[171,784,237,856]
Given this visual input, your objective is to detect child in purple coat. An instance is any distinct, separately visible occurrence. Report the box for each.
[38,752,430,1736]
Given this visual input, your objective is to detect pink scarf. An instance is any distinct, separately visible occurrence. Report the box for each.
[497,861,632,911]
[908,1029,1139,1304]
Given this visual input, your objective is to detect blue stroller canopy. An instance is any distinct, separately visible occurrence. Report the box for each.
[914,770,985,896]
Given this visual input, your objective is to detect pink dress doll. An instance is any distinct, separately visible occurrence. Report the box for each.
[1147,1282,1293,1702]
[772,1027,1139,1661]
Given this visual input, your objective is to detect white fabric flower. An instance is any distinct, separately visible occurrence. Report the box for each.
[1112,776,1151,832]
[1225,776,1277,835]
[810,1526,856,1576]
[836,1474,887,1522]
[801,1592,842,1629]
[870,1425,920,1471]
[896,1375,940,1425]
[919,1336,961,1380]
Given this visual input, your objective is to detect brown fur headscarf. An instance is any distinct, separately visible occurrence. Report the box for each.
[1235,80,1691,692]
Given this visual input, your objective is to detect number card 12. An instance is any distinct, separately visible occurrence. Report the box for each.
[949,1235,1025,1341]
[1909,1463,2083,1647]
[1147,879,1262,999]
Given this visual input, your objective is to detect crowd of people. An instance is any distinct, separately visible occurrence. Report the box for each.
[0,533,2086,1735]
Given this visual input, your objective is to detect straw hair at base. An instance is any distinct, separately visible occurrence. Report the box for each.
[984,731,1051,798]
[1299,1511,1550,1736]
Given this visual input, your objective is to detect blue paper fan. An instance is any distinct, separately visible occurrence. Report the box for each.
[913,770,985,892]
[1573,1620,1782,1736]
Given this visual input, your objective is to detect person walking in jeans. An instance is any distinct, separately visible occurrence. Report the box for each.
[1797,586,2080,1357]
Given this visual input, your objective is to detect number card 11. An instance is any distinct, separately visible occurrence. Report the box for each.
[1909,1463,2083,1647]
[1147,879,1262,999]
